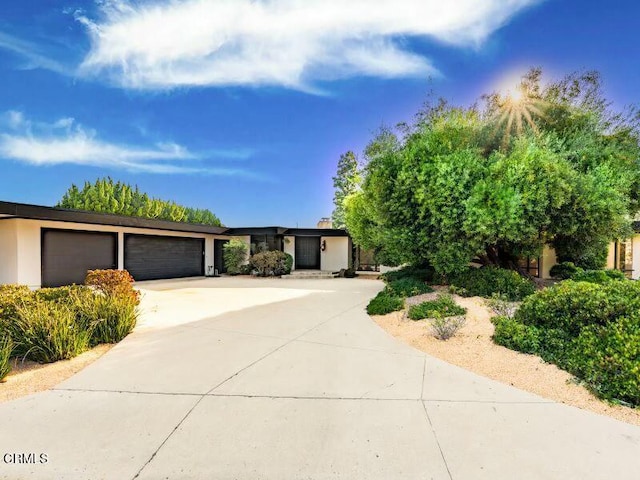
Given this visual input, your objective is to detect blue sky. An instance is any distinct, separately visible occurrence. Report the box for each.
[0,0,638,227]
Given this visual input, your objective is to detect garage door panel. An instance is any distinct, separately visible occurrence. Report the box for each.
[124,235,204,281]
[42,230,117,288]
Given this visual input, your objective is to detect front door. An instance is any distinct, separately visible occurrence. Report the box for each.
[295,236,321,269]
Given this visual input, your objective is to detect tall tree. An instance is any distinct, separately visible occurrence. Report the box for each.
[57,177,223,227]
[331,151,361,229]
[345,69,640,274]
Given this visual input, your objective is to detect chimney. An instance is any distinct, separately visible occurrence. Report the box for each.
[317,217,333,229]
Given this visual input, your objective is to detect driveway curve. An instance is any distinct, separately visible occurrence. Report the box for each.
[0,277,639,480]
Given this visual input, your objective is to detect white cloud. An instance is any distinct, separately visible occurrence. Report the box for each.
[78,0,539,90]
[0,31,70,75]
[0,111,257,176]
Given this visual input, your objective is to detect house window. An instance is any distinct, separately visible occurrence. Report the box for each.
[518,256,540,278]
[616,239,633,278]
[250,235,283,255]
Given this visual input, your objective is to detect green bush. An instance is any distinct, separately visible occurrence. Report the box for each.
[366,291,404,315]
[381,265,435,284]
[250,250,289,276]
[0,285,32,326]
[13,300,92,363]
[571,269,627,284]
[449,267,536,301]
[284,253,293,274]
[570,317,640,405]
[549,262,581,280]
[492,316,541,354]
[74,292,138,345]
[385,278,433,297]
[224,239,249,275]
[515,280,640,335]
[408,294,466,320]
[0,335,12,382]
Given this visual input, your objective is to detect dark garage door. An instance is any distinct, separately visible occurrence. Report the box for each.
[124,234,204,281]
[295,236,321,270]
[42,229,117,288]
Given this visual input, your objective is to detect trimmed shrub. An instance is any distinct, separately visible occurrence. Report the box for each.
[515,280,640,335]
[408,294,466,320]
[571,269,627,284]
[13,300,92,363]
[284,253,293,274]
[385,278,433,297]
[366,291,404,315]
[570,316,640,405]
[492,316,541,354]
[85,269,140,304]
[549,262,581,280]
[0,335,12,382]
[250,251,289,277]
[224,239,249,275]
[0,285,32,325]
[430,314,466,340]
[381,265,435,284]
[449,267,536,301]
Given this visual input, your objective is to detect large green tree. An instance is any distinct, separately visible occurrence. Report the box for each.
[345,69,640,274]
[331,151,361,229]
[57,178,223,226]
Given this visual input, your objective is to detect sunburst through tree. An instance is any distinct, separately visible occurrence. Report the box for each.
[485,71,549,149]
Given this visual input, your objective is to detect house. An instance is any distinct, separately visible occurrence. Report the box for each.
[0,200,351,288]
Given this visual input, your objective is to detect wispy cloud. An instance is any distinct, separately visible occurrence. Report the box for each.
[0,31,70,75]
[0,111,259,177]
[78,0,539,91]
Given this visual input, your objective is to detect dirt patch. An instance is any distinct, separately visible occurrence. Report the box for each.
[372,289,640,426]
[0,344,112,403]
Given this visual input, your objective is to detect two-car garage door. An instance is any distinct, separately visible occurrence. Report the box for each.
[124,234,204,281]
[41,229,205,287]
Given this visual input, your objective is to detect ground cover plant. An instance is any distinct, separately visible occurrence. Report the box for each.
[449,267,536,301]
[492,280,640,406]
[0,270,140,381]
[366,290,404,315]
[385,277,434,297]
[408,294,466,320]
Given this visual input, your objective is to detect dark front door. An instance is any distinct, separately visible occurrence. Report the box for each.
[295,236,321,269]
[214,239,229,274]
[124,234,204,281]
[41,229,117,287]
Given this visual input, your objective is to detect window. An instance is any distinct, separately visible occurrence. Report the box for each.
[250,235,283,255]
[518,256,540,278]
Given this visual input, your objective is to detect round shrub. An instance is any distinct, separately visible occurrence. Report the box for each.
[408,294,466,320]
[449,267,536,301]
[250,251,289,277]
[224,239,249,275]
[492,316,540,354]
[571,316,640,406]
[385,278,433,298]
[515,280,640,335]
[366,291,404,315]
[549,262,581,280]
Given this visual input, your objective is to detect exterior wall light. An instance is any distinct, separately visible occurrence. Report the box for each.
[321,239,326,251]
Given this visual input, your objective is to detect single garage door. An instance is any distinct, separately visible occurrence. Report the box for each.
[124,234,204,281]
[42,229,117,288]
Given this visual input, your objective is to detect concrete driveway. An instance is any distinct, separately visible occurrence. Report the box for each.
[1,277,639,480]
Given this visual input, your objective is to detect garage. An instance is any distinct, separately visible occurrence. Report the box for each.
[124,234,204,281]
[41,229,117,288]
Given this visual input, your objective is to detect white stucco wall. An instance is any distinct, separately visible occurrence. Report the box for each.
[0,220,18,284]
[284,236,296,269]
[320,236,350,272]
[4,218,225,288]
[540,245,557,279]
[631,235,640,280]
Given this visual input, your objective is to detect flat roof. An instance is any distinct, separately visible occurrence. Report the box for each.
[0,200,227,235]
[0,200,349,237]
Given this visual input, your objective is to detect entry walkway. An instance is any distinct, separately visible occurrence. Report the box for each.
[0,277,638,479]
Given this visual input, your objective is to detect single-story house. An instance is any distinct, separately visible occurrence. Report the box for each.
[0,201,351,288]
